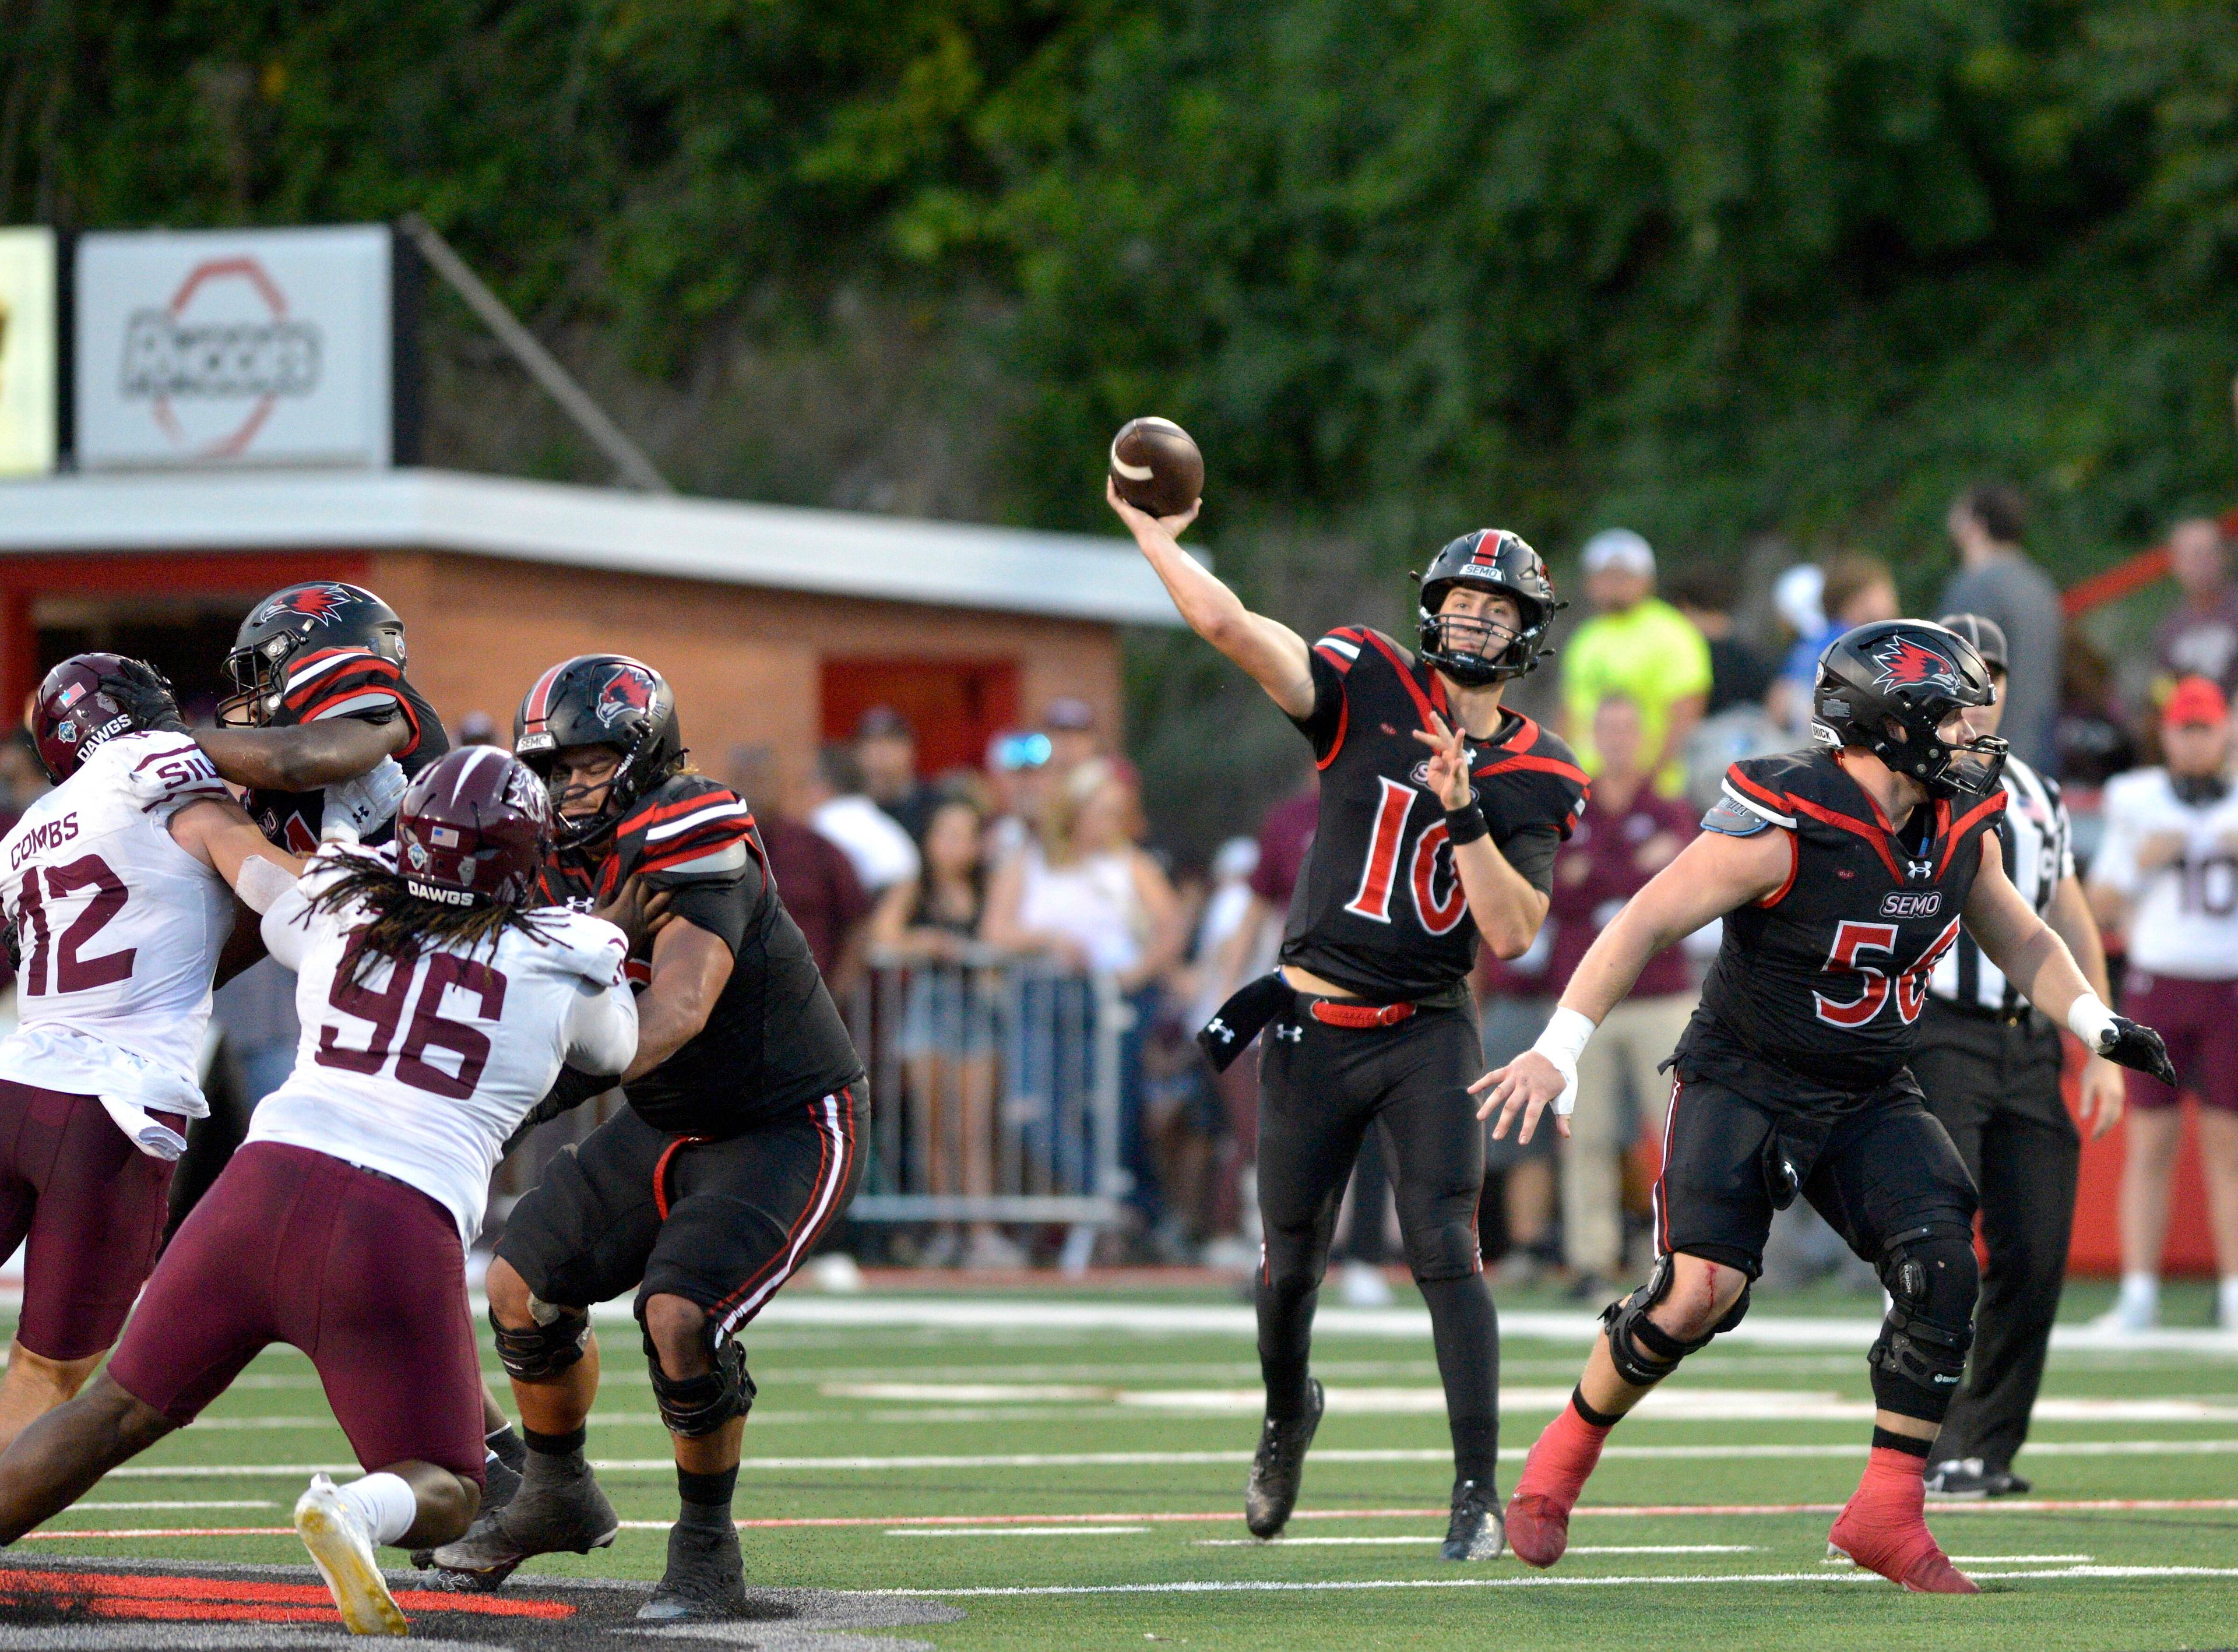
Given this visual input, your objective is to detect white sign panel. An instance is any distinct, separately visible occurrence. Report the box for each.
[0,227,58,477]
[76,225,391,471]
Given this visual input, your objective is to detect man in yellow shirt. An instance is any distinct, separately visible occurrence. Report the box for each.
[1559,530,1712,797]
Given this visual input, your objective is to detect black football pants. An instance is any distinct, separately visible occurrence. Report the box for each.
[1255,1000,1497,1485]
[1912,1000,2078,1474]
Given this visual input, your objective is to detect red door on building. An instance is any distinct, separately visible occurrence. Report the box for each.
[819,658,1019,779]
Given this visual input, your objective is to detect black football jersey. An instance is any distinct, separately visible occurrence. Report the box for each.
[1679,748,2009,1099]
[1282,626,1588,1001]
[244,647,449,854]
[541,773,863,1137]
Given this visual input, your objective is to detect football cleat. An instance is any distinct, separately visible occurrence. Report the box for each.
[410,1447,523,1573]
[1244,1378,1324,1540]
[1924,1458,2030,1500]
[294,1474,409,1637]
[638,1518,749,1621]
[424,1454,617,1590]
[1440,1479,1505,1562]
[1827,1487,1977,1594]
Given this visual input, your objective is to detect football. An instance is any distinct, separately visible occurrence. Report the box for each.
[1109,417,1205,518]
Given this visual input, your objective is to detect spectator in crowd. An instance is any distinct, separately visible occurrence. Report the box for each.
[1560,529,1711,795]
[1665,565,1776,716]
[2154,517,2238,698]
[1769,553,1899,732]
[2086,677,2238,1332]
[1940,482,2064,770]
[871,788,1014,1269]
[856,705,938,841]
[730,746,875,991]
[1042,698,1102,779]
[805,742,921,895]
[1548,693,1697,1294]
[1477,942,1560,1285]
[984,758,1187,1232]
[456,710,501,748]
[2054,633,2139,788]
[0,729,48,818]
[984,728,1054,865]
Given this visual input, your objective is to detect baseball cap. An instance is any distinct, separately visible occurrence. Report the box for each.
[1041,697,1096,732]
[2164,675,2229,728]
[1936,613,2010,673]
[1581,528,1656,577]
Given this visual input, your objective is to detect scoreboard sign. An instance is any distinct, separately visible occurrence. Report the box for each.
[0,226,58,477]
[76,225,394,471]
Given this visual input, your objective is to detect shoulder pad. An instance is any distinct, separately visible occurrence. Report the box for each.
[103,733,230,813]
[615,775,759,879]
[1310,627,1371,675]
[279,648,409,725]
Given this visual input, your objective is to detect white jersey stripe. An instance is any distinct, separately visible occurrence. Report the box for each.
[1721,779,1795,830]
[717,1093,853,1338]
[645,801,752,843]
[1316,636,1361,661]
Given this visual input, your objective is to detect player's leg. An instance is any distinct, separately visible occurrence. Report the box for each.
[1808,1101,1981,1594]
[2103,977,2205,1327]
[0,1372,177,1542]
[1248,1012,1368,1537]
[634,1089,859,1620]
[430,1111,666,1586]
[0,1086,177,1453]
[1507,1075,1770,1568]
[1933,1022,2074,1494]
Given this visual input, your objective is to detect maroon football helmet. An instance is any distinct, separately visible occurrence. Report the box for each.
[393,747,555,908]
[30,653,155,784]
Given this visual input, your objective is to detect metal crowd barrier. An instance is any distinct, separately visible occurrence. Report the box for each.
[844,946,1131,1229]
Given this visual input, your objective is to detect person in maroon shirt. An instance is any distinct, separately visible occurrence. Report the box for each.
[1549,695,1697,1288]
[727,748,874,995]
[2154,517,2238,698]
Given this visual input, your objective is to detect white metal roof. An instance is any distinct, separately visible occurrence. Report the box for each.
[0,467,1185,626]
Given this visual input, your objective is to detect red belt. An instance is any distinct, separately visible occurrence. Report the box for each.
[1307,999,1416,1030]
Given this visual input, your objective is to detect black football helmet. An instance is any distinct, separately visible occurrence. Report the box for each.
[220,582,407,727]
[1417,529,1563,686]
[1814,619,2007,797]
[513,654,684,851]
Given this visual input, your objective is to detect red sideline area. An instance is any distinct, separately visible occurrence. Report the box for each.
[0,1566,573,1623]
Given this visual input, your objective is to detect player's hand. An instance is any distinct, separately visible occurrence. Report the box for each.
[2077,1052,2126,1140]
[1411,712,1475,811]
[1469,1050,1574,1142]
[594,874,661,949]
[98,660,190,735]
[1105,475,1201,542]
[2136,830,2190,875]
[2096,1014,2178,1090]
[321,758,407,843]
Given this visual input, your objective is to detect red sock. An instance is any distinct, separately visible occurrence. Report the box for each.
[1505,1393,1613,1568]
[1828,1445,1977,1594]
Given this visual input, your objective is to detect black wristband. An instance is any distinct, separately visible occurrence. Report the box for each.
[1444,802,1490,846]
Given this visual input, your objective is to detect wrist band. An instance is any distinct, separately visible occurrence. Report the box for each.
[1536,1006,1598,1069]
[1444,803,1490,846]
[2066,992,2117,1051]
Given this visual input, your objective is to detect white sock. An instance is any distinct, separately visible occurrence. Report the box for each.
[333,1473,418,1547]
[2119,1271,2159,1308]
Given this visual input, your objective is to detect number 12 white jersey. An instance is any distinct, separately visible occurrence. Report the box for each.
[248,848,639,1242]
[2092,766,2238,980]
[0,731,235,1118]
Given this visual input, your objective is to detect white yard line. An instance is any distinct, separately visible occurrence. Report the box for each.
[882,1566,2238,1598]
[1195,1540,1757,1552]
[884,1526,1148,1538]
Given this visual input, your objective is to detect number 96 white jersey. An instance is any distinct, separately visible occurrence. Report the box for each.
[0,732,235,1115]
[2092,766,2238,980]
[247,848,639,1243]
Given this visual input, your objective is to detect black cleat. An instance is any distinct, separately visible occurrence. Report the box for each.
[424,1453,617,1590]
[411,1450,523,1573]
[637,1517,749,1621]
[1924,1457,2031,1500]
[1441,1478,1505,1562]
[1244,1378,1324,1539]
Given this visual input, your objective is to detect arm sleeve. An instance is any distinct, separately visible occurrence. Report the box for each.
[660,877,755,956]
[279,651,422,755]
[562,974,640,1076]
[258,883,316,970]
[1496,821,1563,895]
[1287,642,1351,761]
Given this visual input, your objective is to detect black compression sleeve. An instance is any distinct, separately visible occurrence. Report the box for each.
[654,878,753,954]
[1287,648,1348,762]
[1496,820,1562,894]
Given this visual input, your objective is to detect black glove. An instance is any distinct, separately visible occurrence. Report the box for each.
[98,660,189,735]
[2098,1015,2178,1089]
[500,1066,621,1156]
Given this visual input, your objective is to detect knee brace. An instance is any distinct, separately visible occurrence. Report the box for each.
[1867,1223,1979,1422]
[1400,1219,1482,1285]
[1600,1256,1752,1389]
[643,1330,755,1438]
[490,1299,590,1382]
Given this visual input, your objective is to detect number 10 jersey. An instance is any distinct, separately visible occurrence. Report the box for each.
[247,848,639,1242]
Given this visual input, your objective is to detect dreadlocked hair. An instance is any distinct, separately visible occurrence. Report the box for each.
[301,854,556,985]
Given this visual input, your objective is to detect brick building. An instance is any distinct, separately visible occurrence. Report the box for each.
[0,469,1177,785]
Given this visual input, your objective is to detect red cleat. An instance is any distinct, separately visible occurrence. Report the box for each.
[1502,1401,1611,1569]
[1827,1447,1979,1595]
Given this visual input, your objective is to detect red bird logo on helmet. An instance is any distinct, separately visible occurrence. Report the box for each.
[594,667,656,725]
[260,584,352,626]
[1871,637,1961,695]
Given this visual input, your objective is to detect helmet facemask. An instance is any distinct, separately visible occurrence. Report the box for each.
[1416,584,1547,686]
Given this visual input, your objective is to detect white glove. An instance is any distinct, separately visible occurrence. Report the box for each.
[322,757,408,844]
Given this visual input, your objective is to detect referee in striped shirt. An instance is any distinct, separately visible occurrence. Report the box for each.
[1914,614,2128,1499]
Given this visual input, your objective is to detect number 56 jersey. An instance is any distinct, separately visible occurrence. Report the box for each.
[247,849,639,1243]
[1680,749,2008,1103]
